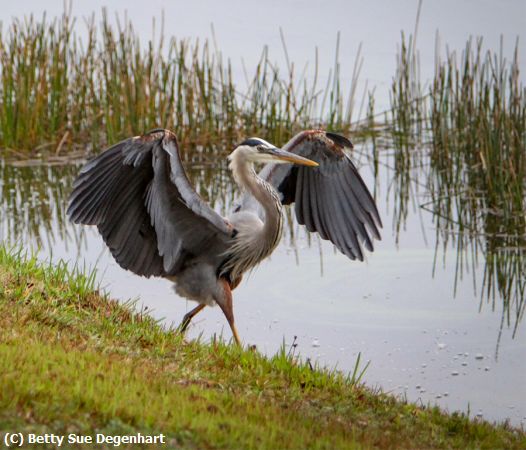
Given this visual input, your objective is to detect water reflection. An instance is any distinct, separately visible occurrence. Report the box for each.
[1,149,525,425]
[0,160,84,249]
[1,149,524,338]
[376,131,525,340]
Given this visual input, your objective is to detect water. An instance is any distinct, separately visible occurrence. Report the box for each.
[1,0,525,427]
[1,151,524,427]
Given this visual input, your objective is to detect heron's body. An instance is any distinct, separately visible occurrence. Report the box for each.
[169,148,285,308]
[68,129,382,344]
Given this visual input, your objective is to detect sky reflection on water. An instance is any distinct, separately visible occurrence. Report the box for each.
[1,152,524,427]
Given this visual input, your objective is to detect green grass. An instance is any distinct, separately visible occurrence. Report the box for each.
[0,245,524,449]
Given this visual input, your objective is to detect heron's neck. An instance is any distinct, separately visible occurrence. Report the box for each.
[229,155,283,247]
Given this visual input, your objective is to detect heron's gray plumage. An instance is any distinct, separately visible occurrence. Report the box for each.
[220,160,284,283]
[239,129,382,261]
[68,129,233,277]
[68,128,382,344]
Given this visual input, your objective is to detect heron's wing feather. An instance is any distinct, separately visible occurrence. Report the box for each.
[68,129,232,276]
[261,130,382,261]
[146,134,233,272]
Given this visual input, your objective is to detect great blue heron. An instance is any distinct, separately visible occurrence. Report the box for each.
[67,129,381,345]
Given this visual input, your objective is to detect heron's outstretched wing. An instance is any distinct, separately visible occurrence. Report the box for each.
[67,129,233,276]
[259,130,382,261]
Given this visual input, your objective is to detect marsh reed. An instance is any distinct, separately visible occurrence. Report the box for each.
[0,10,359,158]
[387,32,525,334]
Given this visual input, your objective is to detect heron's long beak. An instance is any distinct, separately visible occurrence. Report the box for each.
[268,148,319,167]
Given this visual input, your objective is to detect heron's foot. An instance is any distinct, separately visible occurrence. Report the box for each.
[178,304,206,334]
[231,323,242,346]
[215,279,242,347]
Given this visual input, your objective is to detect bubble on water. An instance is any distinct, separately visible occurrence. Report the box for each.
[419,389,426,393]
[464,352,469,357]
[437,343,447,350]
[421,363,427,368]
[484,366,490,372]
[461,362,468,367]
[436,394,442,399]
[415,384,421,389]
[311,339,320,348]
[443,392,449,397]
[451,371,459,376]
[475,353,484,360]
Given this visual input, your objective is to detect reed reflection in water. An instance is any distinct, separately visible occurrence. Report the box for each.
[384,34,526,339]
[1,145,523,339]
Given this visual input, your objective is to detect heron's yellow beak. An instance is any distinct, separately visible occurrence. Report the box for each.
[269,148,319,167]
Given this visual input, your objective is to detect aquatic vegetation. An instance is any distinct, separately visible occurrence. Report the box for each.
[0,9,360,157]
[387,33,525,337]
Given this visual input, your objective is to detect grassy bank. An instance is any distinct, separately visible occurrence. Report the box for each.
[0,245,524,449]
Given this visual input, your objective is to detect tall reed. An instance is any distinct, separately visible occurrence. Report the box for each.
[0,10,362,157]
[388,32,525,334]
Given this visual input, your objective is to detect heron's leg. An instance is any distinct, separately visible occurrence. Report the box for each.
[216,279,242,346]
[179,304,206,333]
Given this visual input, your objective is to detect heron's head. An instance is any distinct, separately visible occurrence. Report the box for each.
[229,138,318,167]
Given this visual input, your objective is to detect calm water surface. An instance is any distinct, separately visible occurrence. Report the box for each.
[1,152,524,427]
